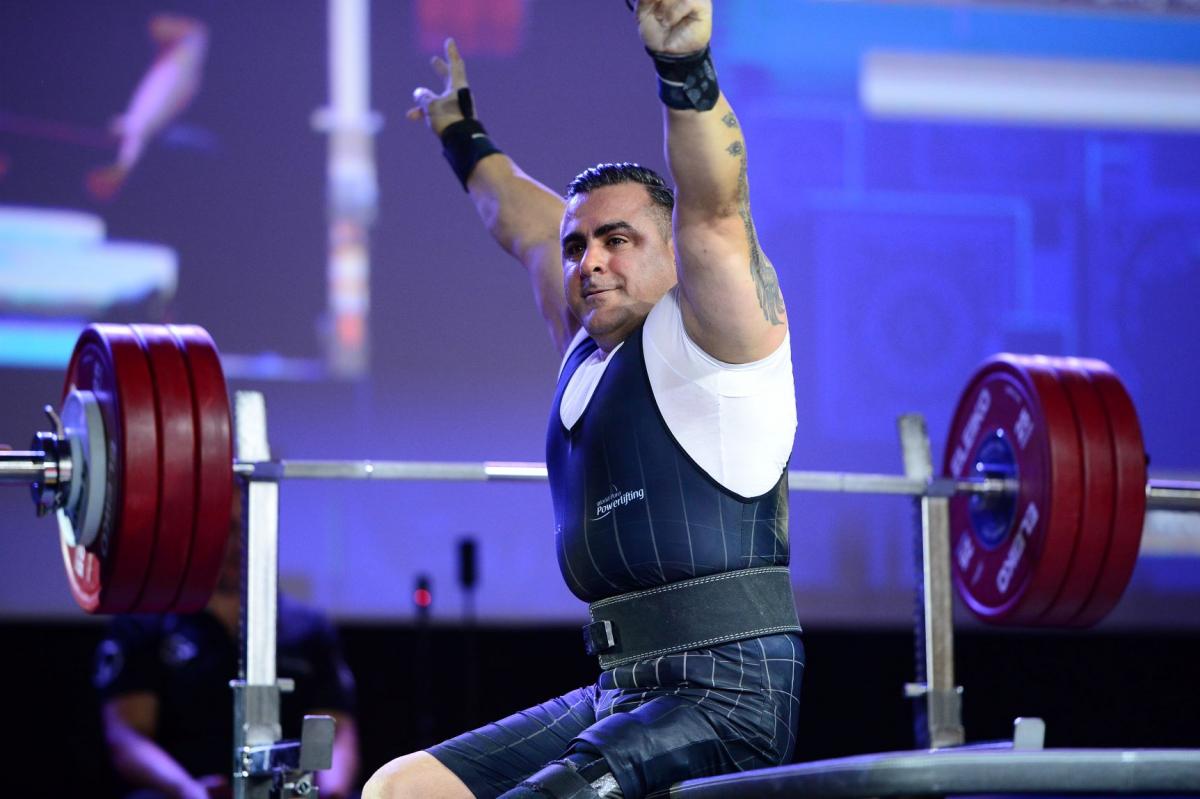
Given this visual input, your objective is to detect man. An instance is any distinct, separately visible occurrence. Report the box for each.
[365,2,800,797]
[94,500,360,799]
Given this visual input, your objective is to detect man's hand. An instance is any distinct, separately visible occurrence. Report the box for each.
[195,774,231,799]
[407,38,470,137]
[636,0,711,55]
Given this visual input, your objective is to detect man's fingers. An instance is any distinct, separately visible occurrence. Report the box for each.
[636,0,662,19]
[638,0,691,29]
[431,56,450,80]
[447,38,469,87]
[661,0,696,28]
[412,86,435,107]
[405,106,424,122]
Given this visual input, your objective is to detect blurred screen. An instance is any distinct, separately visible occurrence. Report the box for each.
[0,0,1196,626]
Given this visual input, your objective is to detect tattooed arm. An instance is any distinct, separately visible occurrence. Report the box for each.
[636,0,786,363]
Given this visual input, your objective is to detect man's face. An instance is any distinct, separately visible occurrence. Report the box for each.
[560,183,677,350]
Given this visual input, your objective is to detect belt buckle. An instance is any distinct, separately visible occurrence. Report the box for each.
[582,619,616,656]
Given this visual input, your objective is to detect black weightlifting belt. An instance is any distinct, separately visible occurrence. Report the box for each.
[582,566,801,670]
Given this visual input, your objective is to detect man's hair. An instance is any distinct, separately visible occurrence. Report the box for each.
[566,162,675,219]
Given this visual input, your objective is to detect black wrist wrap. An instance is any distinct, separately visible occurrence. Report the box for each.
[648,46,719,111]
[440,118,501,191]
[456,87,476,119]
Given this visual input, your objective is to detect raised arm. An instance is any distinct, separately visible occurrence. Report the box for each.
[636,0,786,363]
[409,39,577,354]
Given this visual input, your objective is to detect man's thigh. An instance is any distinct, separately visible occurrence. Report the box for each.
[582,634,806,796]
[427,686,598,799]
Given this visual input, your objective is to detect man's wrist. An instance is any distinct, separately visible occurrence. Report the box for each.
[167,776,205,799]
[647,46,719,112]
[440,118,503,191]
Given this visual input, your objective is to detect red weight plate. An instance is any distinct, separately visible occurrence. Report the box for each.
[943,354,1081,624]
[59,325,160,613]
[994,356,1085,624]
[1069,359,1147,627]
[1036,358,1115,625]
[169,325,233,612]
[129,325,197,613]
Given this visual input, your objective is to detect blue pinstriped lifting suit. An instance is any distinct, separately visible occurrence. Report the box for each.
[429,326,804,798]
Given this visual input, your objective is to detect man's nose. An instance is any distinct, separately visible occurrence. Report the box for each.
[581,244,606,272]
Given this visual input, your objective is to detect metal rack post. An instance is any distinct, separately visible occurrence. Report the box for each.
[899,414,964,749]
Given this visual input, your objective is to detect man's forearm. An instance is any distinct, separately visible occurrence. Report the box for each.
[666,88,786,331]
[664,93,745,223]
[462,153,573,352]
[410,41,564,271]
[636,1,741,220]
[466,154,565,269]
[103,699,208,799]
[108,730,205,799]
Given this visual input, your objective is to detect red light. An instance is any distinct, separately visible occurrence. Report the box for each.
[415,0,525,56]
[413,588,433,608]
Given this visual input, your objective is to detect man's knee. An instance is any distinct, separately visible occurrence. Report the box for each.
[362,751,473,799]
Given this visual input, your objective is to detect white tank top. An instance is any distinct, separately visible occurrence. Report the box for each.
[558,287,797,498]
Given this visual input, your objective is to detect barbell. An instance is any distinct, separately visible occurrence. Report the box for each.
[1,324,1197,623]
[12,324,233,613]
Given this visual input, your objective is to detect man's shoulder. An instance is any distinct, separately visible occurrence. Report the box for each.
[644,285,793,373]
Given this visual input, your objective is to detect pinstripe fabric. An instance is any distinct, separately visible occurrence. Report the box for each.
[428,320,802,798]
[428,633,804,799]
[546,327,790,604]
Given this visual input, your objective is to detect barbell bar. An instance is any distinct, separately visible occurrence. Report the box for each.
[11,456,1198,506]
[1,324,1198,624]
[232,458,1198,509]
[11,458,1196,505]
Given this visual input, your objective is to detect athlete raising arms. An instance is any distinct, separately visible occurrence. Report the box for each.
[365,3,801,797]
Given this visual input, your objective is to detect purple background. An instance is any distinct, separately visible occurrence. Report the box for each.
[1,0,1197,627]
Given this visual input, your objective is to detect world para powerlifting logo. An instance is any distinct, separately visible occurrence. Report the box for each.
[593,484,646,520]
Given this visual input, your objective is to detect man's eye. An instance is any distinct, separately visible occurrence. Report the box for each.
[607,237,628,247]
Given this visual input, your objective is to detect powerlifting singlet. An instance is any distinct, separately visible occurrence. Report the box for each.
[428,315,804,799]
[546,323,790,603]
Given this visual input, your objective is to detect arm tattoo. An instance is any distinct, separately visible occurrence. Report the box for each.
[727,139,785,325]
[722,112,739,129]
